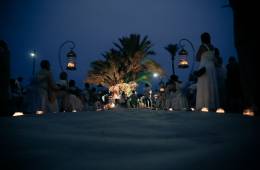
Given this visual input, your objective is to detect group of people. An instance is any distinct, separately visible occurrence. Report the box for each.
[125,32,241,112]
[8,32,241,114]
[138,75,188,111]
[9,60,105,114]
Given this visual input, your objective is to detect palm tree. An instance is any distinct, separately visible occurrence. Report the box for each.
[86,34,164,88]
[86,50,124,87]
[165,44,178,75]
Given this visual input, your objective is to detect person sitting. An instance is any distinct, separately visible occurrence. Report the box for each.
[170,75,188,111]
[63,80,83,112]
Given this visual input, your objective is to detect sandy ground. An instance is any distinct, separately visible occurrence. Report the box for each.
[0,109,260,170]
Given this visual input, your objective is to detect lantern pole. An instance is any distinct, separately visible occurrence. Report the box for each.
[58,40,76,72]
[29,50,37,78]
[178,38,196,74]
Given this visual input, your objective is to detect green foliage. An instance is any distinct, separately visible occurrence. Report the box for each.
[86,34,165,87]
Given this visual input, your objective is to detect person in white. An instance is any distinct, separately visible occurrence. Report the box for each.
[63,80,83,112]
[172,76,188,111]
[36,60,58,113]
[195,32,219,111]
[165,75,188,111]
[165,81,175,110]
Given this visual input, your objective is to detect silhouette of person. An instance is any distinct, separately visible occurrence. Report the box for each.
[56,71,68,111]
[143,83,152,108]
[226,56,241,112]
[0,40,10,115]
[214,48,227,109]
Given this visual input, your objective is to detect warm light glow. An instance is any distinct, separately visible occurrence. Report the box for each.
[243,109,255,116]
[13,112,24,117]
[216,108,225,113]
[67,62,75,68]
[179,59,188,66]
[109,82,138,98]
[110,103,115,108]
[159,88,165,92]
[153,73,159,78]
[36,110,44,115]
[103,102,115,110]
[201,107,208,112]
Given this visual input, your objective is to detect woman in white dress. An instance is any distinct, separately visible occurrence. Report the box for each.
[195,33,219,111]
[36,60,58,113]
[168,75,188,111]
[63,80,83,112]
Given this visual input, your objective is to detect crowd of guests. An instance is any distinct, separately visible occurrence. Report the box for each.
[8,32,242,114]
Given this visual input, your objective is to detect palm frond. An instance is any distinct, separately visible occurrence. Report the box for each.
[86,34,165,88]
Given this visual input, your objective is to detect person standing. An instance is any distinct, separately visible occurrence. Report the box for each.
[36,60,58,113]
[195,32,219,111]
[214,48,227,109]
[226,56,242,113]
[56,71,69,112]
[0,40,10,116]
[165,77,176,110]
[143,83,152,108]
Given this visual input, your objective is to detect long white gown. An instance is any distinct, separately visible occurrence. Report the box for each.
[196,45,219,110]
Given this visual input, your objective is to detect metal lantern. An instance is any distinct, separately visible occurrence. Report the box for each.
[66,49,77,70]
[177,38,195,70]
[178,48,189,68]
[58,40,77,71]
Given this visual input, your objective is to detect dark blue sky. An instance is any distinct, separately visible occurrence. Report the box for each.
[1,0,236,88]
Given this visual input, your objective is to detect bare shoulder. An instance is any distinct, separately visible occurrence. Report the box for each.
[196,45,207,61]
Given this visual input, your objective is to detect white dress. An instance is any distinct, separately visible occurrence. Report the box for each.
[36,69,58,113]
[196,45,219,110]
[172,82,188,111]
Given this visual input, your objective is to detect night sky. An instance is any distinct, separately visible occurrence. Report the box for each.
[1,0,236,88]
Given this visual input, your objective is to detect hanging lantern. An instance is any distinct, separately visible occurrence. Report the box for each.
[178,48,189,68]
[66,49,77,70]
